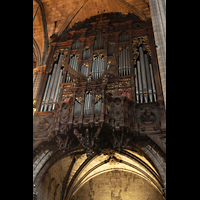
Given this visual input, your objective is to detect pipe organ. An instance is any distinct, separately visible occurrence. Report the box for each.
[81,64,89,77]
[119,48,131,76]
[94,32,104,50]
[66,55,79,82]
[71,39,81,50]
[34,13,165,167]
[134,47,157,103]
[84,93,92,115]
[38,13,163,115]
[40,54,63,112]
[82,49,90,60]
[94,98,102,115]
[92,57,104,79]
[74,100,81,116]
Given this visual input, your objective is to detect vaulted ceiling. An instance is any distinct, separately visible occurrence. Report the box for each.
[33,0,151,67]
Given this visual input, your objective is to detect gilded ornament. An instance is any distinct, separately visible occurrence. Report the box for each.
[108,41,116,46]
[132,36,152,66]
[75,97,82,104]
[95,94,102,103]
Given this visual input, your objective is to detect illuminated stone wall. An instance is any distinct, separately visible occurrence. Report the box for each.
[72,170,164,200]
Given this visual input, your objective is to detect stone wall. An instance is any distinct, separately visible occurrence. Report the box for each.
[72,170,164,200]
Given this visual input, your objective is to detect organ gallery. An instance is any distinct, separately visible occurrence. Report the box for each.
[33,1,166,199]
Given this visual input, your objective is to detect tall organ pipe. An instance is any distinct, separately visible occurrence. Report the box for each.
[84,93,92,115]
[134,67,139,103]
[75,56,78,71]
[144,54,153,102]
[139,47,148,103]
[119,52,121,76]
[149,63,157,101]
[128,52,130,75]
[52,69,63,110]
[97,57,99,78]
[48,55,63,111]
[126,49,128,75]
[123,49,126,76]
[40,74,51,112]
[43,63,57,111]
[137,61,143,103]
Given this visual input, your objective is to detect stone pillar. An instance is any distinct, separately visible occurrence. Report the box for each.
[33,65,46,100]
[149,0,166,107]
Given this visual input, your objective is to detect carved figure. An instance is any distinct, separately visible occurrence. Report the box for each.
[141,107,155,124]
[38,116,50,131]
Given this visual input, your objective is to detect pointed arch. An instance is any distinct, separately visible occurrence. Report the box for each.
[57,0,148,38]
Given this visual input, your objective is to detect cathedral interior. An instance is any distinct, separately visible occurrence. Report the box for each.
[33,0,166,199]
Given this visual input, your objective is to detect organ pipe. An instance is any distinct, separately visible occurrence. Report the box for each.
[52,69,63,110]
[92,57,104,79]
[139,47,148,103]
[40,74,51,112]
[144,54,153,102]
[94,99,102,115]
[74,100,81,116]
[128,52,131,75]
[137,61,143,103]
[43,63,58,111]
[83,49,90,60]
[134,67,139,103]
[81,65,88,76]
[94,32,104,50]
[119,52,122,76]
[149,63,157,101]
[84,93,92,115]
[119,48,130,76]
[48,55,63,111]
[66,55,78,82]
[123,49,126,76]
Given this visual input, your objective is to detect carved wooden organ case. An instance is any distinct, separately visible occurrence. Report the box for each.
[33,13,166,157]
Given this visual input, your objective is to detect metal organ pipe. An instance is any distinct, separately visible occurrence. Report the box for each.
[95,99,101,114]
[74,100,81,116]
[40,74,51,112]
[128,51,130,75]
[52,69,63,110]
[92,57,104,79]
[123,49,126,76]
[84,93,92,115]
[119,52,122,76]
[137,61,143,103]
[125,49,128,75]
[134,67,139,103]
[144,54,153,102]
[97,57,99,78]
[119,49,130,76]
[149,63,157,101]
[43,63,58,111]
[48,54,63,111]
[135,49,157,103]
[139,47,148,103]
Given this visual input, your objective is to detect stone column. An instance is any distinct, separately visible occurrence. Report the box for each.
[149,0,166,107]
[33,65,46,100]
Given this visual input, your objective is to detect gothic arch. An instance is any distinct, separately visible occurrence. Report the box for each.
[57,0,148,37]
[33,0,49,65]
[33,141,166,200]
[33,37,41,66]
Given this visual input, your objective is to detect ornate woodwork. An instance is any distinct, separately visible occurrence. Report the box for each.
[33,13,166,158]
